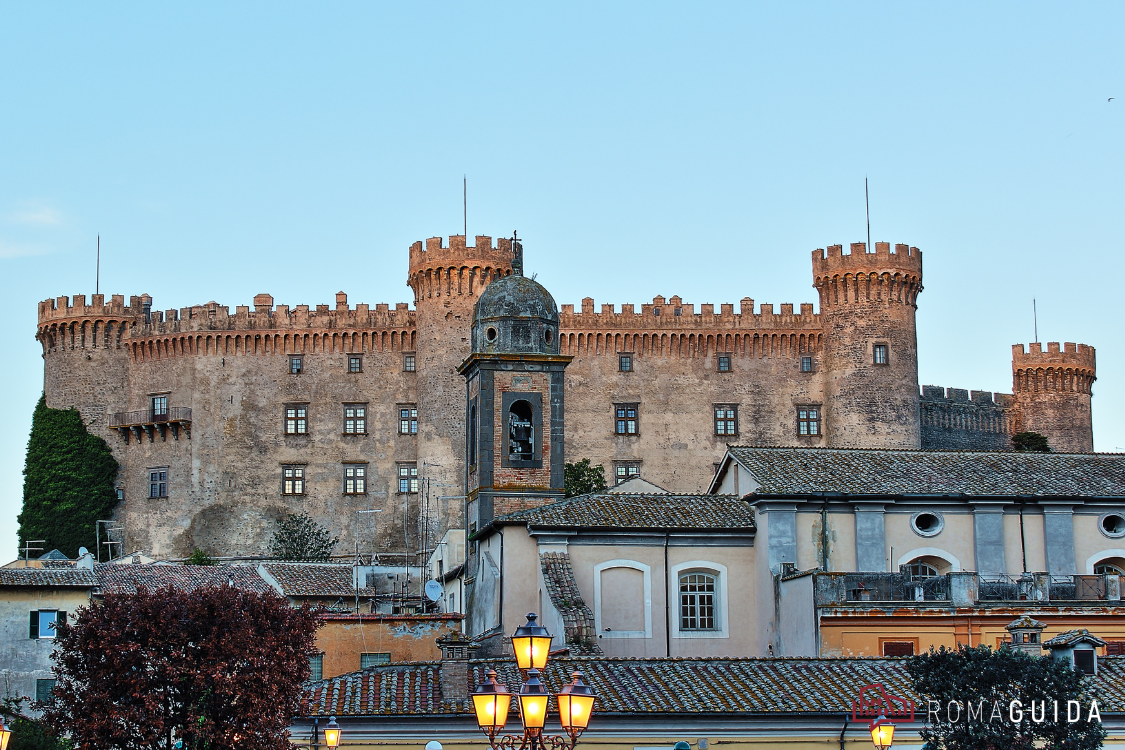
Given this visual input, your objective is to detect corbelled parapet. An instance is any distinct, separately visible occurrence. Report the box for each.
[558,295,819,330]
[407,235,515,302]
[812,241,923,308]
[1013,342,1096,391]
[1011,342,1096,452]
[37,293,144,324]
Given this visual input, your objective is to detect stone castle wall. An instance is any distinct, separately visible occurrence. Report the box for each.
[35,236,1096,559]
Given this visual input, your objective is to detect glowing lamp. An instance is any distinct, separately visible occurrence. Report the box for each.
[556,671,597,735]
[511,613,552,671]
[869,713,895,749]
[323,716,342,749]
[472,670,512,732]
[518,669,550,730]
[0,717,10,750]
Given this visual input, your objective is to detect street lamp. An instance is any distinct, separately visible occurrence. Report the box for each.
[472,614,598,750]
[323,716,342,749]
[0,716,11,750]
[869,712,895,749]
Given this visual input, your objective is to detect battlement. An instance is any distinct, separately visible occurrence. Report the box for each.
[812,241,923,277]
[1012,342,1096,372]
[920,385,1016,409]
[407,235,515,272]
[37,293,147,325]
[558,295,819,330]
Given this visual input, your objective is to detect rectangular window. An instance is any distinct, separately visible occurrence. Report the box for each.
[344,404,367,434]
[615,404,638,435]
[399,406,418,435]
[403,354,416,372]
[309,654,323,682]
[360,652,391,669]
[398,464,419,493]
[801,356,813,373]
[714,405,738,436]
[285,405,308,435]
[882,641,915,657]
[348,355,362,373]
[282,466,306,495]
[151,395,168,418]
[873,344,888,365]
[344,464,367,494]
[679,572,717,631]
[30,610,64,639]
[1106,641,1125,656]
[798,407,821,436]
[149,468,168,498]
[289,356,303,374]
[717,355,731,372]
[619,354,632,372]
[35,678,56,703]
[614,462,640,485]
[1074,649,1096,675]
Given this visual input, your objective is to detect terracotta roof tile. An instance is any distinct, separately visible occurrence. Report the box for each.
[0,568,96,587]
[497,493,754,530]
[94,563,273,594]
[540,553,601,656]
[259,563,370,598]
[728,447,1125,497]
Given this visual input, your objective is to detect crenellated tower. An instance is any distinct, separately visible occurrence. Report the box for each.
[407,236,515,533]
[1012,342,1096,453]
[813,242,923,448]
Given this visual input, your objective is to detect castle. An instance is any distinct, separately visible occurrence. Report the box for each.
[35,235,1096,559]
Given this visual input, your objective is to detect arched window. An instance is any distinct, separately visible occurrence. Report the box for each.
[1094,557,1125,576]
[904,560,941,579]
[678,571,718,631]
[508,400,534,461]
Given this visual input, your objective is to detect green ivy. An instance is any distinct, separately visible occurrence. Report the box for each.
[18,395,120,559]
[564,459,607,498]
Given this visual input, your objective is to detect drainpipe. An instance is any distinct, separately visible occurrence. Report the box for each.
[498,529,505,636]
[1019,498,1029,573]
[838,714,848,750]
[664,532,671,657]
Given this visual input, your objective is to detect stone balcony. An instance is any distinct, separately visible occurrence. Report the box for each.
[109,407,192,443]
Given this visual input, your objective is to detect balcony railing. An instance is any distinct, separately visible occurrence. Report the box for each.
[110,407,191,443]
[814,571,1123,607]
[844,572,951,602]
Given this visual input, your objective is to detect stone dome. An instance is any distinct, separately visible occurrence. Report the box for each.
[471,274,560,356]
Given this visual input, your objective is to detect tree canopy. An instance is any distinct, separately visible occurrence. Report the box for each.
[19,395,120,558]
[43,585,321,750]
[268,513,338,561]
[906,644,1104,750]
[1012,431,1051,452]
[564,459,607,497]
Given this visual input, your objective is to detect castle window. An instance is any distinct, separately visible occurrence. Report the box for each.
[714,405,738,436]
[403,354,416,372]
[614,461,641,484]
[348,355,363,373]
[619,354,632,372]
[797,407,820,436]
[398,464,419,494]
[344,464,367,494]
[653,307,661,316]
[873,344,889,365]
[149,468,168,498]
[289,356,303,375]
[615,404,638,435]
[674,307,682,316]
[508,400,534,461]
[151,394,168,419]
[344,404,367,434]
[285,405,308,435]
[282,465,306,495]
[801,356,813,373]
[717,355,731,372]
[679,571,718,631]
[399,405,418,434]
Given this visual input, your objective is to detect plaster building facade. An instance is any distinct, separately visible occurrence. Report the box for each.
[36,234,1097,559]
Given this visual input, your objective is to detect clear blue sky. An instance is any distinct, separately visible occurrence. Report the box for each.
[2,4,1122,562]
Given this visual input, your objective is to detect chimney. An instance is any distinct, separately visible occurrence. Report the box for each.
[1005,615,1047,656]
[436,630,479,703]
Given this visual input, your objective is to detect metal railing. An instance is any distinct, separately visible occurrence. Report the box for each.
[844,572,951,602]
[976,574,1114,602]
[110,407,192,427]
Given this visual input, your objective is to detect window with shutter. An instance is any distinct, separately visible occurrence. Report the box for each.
[29,610,39,639]
[882,641,915,657]
[1106,641,1125,656]
[35,679,56,703]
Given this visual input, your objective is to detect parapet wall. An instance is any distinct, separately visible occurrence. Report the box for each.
[1012,342,1096,395]
[559,296,819,330]
[407,235,515,302]
[920,385,1015,451]
[811,241,922,276]
[812,242,923,308]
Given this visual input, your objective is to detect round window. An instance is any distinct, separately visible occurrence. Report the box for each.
[911,511,944,537]
[544,328,553,344]
[1100,513,1125,538]
[485,327,498,342]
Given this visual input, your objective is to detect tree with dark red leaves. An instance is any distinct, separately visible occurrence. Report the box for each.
[42,585,321,750]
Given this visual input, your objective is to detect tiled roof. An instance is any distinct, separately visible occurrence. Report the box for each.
[1044,629,1107,648]
[300,655,1125,717]
[539,553,601,656]
[0,568,97,587]
[94,563,274,595]
[259,562,373,598]
[496,493,754,530]
[727,447,1125,497]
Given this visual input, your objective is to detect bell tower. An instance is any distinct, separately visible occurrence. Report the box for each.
[458,235,572,538]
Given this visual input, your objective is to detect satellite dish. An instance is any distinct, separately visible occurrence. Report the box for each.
[425,580,443,602]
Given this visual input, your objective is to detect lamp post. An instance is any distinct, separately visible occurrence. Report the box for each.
[869,712,895,749]
[472,613,598,750]
[0,716,11,750]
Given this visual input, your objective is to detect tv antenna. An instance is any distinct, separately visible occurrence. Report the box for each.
[96,235,100,295]
[21,539,45,567]
[1033,298,1039,343]
[865,177,871,253]
[463,175,467,239]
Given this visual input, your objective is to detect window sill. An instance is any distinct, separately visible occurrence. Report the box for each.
[674,631,729,639]
[282,494,307,497]
[344,493,368,496]
[284,433,311,438]
[342,433,369,436]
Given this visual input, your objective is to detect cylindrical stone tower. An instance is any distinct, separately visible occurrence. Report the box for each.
[813,241,923,448]
[407,235,514,535]
[1012,342,1096,453]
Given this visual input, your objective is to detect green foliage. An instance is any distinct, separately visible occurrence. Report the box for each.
[268,513,338,561]
[906,644,1105,750]
[1012,431,1051,452]
[18,395,120,559]
[564,459,607,498]
[184,548,217,566]
[1,696,72,750]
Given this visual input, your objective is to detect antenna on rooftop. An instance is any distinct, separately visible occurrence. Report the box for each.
[1033,298,1039,343]
[865,177,871,253]
[96,235,100,295]
[463,175,467,239]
